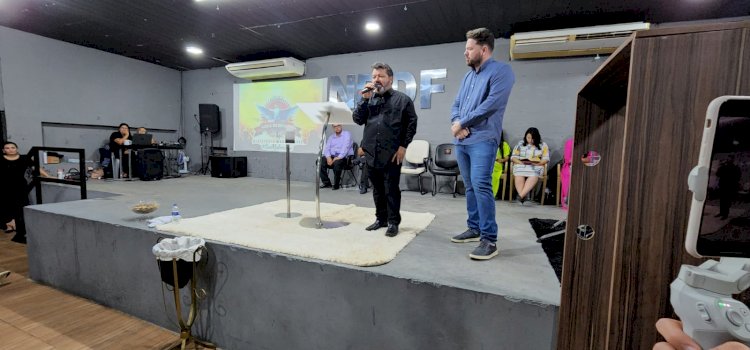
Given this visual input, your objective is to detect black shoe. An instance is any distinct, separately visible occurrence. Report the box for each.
[469,240,498,260]
[320,183,332,189]
[365,220,387,231]
[451,228,480,243]
[517,195,526,205]
[359,186,367,194]
[385,224,399,237]
[714,213,723,218]
[332,185,340,190]
[10,234,26,244]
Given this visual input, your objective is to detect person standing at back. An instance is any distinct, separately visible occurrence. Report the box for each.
[353,62,418,237]
[449,28,516,260]
[1,141,50,243]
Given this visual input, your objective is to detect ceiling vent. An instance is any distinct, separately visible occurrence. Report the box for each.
[510,22,650,60]
[225,57,305,80]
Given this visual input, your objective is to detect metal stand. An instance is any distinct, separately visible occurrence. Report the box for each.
[299,112,349,229]
[198,130,212,175]
[276,144,301,218]
[161,247,216,350]
[536,219,566,242]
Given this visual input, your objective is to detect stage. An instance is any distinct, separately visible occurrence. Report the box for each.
[25,175,564,349]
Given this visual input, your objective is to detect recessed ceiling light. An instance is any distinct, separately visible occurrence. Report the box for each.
[365,21,381,32]
[186,46,204,55]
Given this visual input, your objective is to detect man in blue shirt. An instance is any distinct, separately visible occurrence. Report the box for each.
[320,123,353,190]
[449,28,515,260]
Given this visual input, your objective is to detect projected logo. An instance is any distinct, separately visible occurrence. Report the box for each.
[252,97,300,151]
[234,78,327,153]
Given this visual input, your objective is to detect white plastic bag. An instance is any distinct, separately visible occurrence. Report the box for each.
[152,236,205,262]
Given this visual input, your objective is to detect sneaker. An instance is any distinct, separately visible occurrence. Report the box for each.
[451,228,480,243]
[0,270,9,286]
[320,183,332,189]
[469,240,498,260]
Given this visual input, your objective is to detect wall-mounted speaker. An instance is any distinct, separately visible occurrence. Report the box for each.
[210,156,247,178]
[199,104,220,134]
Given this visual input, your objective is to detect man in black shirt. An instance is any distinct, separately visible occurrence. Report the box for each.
[353,62,418,237]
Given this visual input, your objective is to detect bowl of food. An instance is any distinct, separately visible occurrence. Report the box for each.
[131,201,159,215]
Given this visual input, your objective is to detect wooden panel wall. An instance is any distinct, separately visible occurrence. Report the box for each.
[557,100,626,350]
[609,28,745,349]
[740,28,750,95]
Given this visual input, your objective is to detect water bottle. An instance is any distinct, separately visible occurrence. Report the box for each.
[57,168,65,180]
[171,204,181,222]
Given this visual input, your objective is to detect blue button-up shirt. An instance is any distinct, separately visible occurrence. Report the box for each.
[451,58,515,146]
[323,130,354,158]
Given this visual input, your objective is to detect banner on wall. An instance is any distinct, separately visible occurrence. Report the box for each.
[233,78,328,153]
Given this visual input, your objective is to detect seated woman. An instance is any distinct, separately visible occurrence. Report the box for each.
[491,133,511,199]
[510,127,550,204]
[109,123,133,177]
[1,141,50,243]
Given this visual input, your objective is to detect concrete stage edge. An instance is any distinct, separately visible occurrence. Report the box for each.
[26,177,563,349]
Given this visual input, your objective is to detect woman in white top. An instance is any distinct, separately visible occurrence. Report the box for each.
[511,127,549,204]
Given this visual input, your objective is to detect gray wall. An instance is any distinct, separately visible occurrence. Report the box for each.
[181,39,603,180]
[0,21,602,179]
[0,25,181,161]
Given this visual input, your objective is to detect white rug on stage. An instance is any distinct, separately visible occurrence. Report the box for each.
[156,200,435,267]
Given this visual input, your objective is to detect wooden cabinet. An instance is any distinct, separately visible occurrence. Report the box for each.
[557,21,750,349]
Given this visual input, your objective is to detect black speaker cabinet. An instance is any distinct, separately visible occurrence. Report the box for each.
[199,104,220,134]
[135,149,164,181]
[210,156,247,178]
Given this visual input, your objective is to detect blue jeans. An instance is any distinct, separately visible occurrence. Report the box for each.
[455,140,498,242]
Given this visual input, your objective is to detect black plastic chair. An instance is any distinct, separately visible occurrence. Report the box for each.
[341,142,358,187]
[429,143,460,197]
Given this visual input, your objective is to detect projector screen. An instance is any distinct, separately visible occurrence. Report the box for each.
[233,78,329,153]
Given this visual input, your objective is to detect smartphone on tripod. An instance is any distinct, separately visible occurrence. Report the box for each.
[671,96,750,349]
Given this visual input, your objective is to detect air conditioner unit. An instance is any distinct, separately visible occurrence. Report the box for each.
[225,57,305,80]
[510,22,650,60]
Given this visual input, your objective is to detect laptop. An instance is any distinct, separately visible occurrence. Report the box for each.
[132,133,153,146]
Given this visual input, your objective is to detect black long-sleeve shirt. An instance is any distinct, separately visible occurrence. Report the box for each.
[352,89,418,168]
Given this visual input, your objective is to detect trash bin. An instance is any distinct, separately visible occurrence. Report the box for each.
[152,236,205,288]
[152,236,215,350]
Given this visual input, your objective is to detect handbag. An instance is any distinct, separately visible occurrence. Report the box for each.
[64,168,83,181]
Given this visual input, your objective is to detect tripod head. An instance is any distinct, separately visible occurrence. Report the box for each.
[671,258,750,348]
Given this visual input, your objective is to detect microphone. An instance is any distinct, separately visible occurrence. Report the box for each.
[360,83,382,94]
